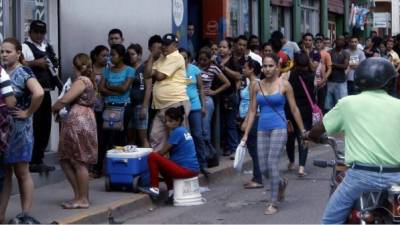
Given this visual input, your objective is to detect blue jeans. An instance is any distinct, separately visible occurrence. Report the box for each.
[325,82,348,110]
[202,97,214,142]
[189,110,207,168]
[322,167,400,224]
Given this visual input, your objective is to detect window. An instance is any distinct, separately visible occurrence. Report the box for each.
[300,0,320,35]
[270,6,284,34]
[21,0,48,40]
[270,6,291,38]
[228,0,250,37]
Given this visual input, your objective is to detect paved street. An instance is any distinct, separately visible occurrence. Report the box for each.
[118,142,340,224]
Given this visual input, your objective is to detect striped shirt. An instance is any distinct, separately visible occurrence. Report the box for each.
[201,64,222,94]
[0,69,14,97]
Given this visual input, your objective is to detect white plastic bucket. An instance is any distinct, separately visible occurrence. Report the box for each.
[173,176,205,206]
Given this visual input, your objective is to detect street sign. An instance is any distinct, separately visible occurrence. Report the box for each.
[373,12,391,28]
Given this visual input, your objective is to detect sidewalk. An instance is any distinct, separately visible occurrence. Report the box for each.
[5,156,248,224]
[5,141,339,224]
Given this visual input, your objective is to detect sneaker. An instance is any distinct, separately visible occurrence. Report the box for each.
[138,187,160,199]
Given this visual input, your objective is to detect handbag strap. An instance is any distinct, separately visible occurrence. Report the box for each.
[257,81,286,124]
[298,76,315,108]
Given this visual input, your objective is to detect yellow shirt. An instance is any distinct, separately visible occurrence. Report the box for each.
[152,50,189,109]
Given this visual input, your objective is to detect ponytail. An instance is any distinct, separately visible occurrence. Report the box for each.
[73,53,96,90]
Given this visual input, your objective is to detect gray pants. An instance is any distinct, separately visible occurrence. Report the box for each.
[257,129,287,204]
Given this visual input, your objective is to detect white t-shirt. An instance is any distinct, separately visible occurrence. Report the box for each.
[282,41,301,60]
[345,49,366,81]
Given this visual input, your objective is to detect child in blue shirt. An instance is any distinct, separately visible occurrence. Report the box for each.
[139,106,200,202]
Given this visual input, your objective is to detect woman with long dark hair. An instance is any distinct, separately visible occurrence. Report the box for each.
[242,53,305,215]
[99,44,135,149]
[285,52,315,177]
[240,57,263,189]
[90,45,108,178]
[125,43,151,148]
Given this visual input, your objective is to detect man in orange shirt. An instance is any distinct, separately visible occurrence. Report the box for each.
[315,36,332,112]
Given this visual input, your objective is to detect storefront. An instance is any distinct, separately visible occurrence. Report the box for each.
[0,0,58,43]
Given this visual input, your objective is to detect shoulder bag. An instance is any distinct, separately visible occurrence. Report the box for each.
[299,76,323,126]
[102,68,126,131]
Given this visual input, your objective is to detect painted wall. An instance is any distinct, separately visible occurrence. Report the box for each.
[59,0,172,77]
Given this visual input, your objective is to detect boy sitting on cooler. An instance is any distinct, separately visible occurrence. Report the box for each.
[139,106,200,202]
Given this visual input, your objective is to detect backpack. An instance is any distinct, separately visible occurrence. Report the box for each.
[0,68,14,153]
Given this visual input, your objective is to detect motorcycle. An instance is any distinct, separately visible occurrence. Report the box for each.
[313,136,400,224]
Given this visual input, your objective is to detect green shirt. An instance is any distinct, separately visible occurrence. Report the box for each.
[323,90,400,166]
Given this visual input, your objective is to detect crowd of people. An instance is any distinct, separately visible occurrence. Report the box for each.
[0,18,399,222]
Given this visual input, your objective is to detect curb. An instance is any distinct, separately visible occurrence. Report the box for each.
[52,141,336,224]
[53,157,251,224]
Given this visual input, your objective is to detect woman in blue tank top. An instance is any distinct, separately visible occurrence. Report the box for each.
[242,53,305,215]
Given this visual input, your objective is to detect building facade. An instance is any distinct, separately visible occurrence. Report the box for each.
[2,0,400,152]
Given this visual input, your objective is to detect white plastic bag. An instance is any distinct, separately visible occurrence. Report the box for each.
[58,78,72,119]
[233,141,247,172]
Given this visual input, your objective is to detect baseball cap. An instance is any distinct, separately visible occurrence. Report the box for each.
[162,33,178,45]
[30,20,47,34]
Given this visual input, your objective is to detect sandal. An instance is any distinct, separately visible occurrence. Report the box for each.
[264,204,279,215]
[298,166,307,177]
[287,163,295,171]
[62,201,90,209]
[298,171,308,177]
[244,181,264,189]
[278,178,288,202]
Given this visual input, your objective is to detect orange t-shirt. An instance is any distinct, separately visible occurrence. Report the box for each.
[320,50,332,67]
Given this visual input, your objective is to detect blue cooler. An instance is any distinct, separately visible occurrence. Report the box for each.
[105,148,152,192]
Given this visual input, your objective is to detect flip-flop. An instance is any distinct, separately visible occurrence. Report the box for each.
[264,204,279,215]
[62,202,90,209]
[298,171,308,177]
[61,200,74,208]
[244,181,264,189]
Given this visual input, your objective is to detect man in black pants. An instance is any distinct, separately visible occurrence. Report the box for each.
[22,20,62,173]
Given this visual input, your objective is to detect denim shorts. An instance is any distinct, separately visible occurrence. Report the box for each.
[128,105,149,130]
